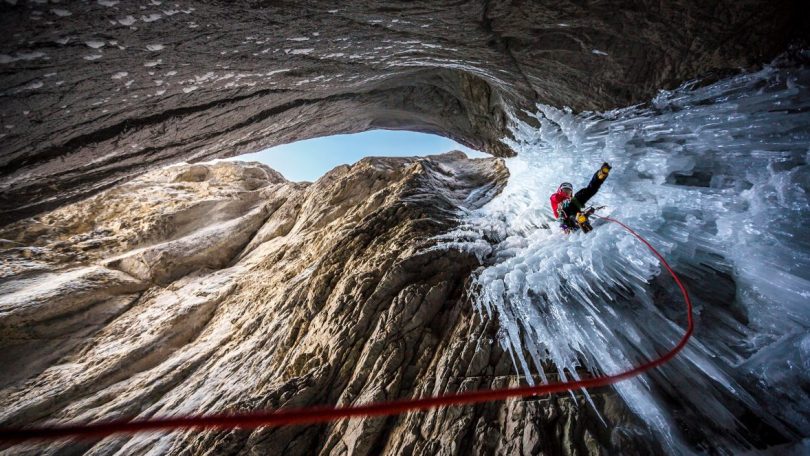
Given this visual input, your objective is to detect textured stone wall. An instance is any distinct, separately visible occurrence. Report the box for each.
[0,155,661,455]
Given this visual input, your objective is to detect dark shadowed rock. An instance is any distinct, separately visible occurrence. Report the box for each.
[0,0,806,222]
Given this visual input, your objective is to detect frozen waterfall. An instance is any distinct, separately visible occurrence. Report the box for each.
[440,51,810,453]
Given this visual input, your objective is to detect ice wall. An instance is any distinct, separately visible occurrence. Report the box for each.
[441,51,810,453]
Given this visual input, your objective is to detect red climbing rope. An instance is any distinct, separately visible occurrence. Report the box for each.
[0,215,693,444]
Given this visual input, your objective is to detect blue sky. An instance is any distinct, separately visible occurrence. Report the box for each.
[231,130,488,182]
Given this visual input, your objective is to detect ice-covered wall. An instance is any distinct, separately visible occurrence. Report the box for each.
[441,51,810,453]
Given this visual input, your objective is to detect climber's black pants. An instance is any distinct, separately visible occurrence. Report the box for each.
[573,171,604,207]
[561,171,605,220]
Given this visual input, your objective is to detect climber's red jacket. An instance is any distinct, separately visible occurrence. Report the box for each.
[550,190,571,219]
[550,164,610,228]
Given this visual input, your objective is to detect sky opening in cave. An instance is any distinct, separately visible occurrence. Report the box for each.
[230,130,487,182]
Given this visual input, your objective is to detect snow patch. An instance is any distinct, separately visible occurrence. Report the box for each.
[118,15,136,26]
[146,44,164,51]
[194,72,214,83]
[17,80,43,92]
[0,51,47,64]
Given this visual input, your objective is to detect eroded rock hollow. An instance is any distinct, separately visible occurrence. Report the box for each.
[1,0,805,222]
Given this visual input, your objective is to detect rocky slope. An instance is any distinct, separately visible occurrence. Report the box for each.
[0,155,660,455]
[1,1,807,222]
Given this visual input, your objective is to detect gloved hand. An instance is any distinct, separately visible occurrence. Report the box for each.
[558,217,572,234]
[597,162,611,180]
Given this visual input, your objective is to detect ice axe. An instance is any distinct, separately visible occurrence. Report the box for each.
[575,206,605,233]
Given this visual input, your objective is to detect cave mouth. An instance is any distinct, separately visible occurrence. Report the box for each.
[0,65,515,226]
[228,130,489,182]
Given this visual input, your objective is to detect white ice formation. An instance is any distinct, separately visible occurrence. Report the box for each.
[440,51,810,453]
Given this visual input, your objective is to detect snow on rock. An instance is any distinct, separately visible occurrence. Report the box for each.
[0,52,47,64]
[16,80,43,91]
[141,13,162,22]
[117,15,136,26]
[287,48,314,55]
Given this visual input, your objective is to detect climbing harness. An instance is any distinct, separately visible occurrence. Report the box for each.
[0,215,693,444]
[575,205,605,233]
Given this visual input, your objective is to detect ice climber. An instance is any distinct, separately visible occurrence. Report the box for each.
[550,162,611,233]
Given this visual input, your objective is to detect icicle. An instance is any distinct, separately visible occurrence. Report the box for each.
[442,53,810,453]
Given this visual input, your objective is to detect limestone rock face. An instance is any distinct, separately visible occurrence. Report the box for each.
[1,1,805,222]
[0,155,659,455]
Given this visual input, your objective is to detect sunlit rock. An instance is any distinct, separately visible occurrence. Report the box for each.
[2,154,657,455]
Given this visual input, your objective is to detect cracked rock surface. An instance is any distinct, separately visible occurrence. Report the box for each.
[1,0,805,222]
[0,155,660,455]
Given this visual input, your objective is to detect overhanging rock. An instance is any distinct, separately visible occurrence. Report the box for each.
[0,0,805,222]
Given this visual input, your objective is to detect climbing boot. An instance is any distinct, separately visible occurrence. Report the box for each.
[597,162,611,180]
